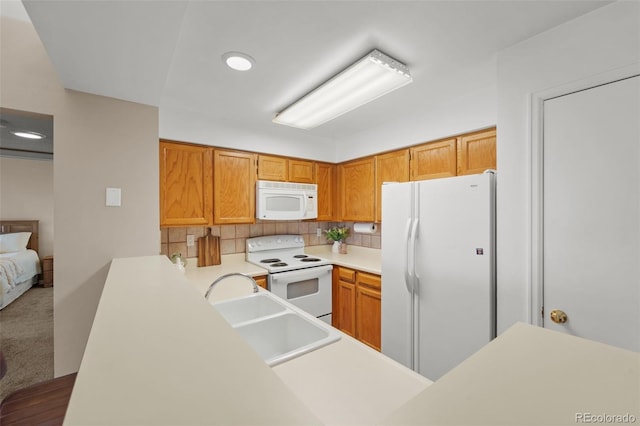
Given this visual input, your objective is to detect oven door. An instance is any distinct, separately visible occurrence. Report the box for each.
[268,264,333,323]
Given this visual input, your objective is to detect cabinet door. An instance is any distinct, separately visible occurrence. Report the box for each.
[457,128,496,175]
[340,157,375,221]
[288,159,314,183]
[160,141,213,227]
[375,150,410,222]
[337,280,356,337]
[356,284,381,351]
[257,155,287,181]
[410,138,457,181]
[315,162,335,221]
[214,150,256,224]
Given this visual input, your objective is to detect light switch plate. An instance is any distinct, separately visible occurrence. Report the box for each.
[106,187,121,207]
[187,234,195,247]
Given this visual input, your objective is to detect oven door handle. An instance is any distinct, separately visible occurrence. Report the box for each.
[270,264,333,283]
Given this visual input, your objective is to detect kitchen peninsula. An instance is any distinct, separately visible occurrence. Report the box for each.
[64,255,639,425]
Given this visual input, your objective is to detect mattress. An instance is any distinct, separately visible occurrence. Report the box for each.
[0,249,41,310]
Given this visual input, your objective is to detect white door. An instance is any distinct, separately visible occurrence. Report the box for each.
[543,76,640,352]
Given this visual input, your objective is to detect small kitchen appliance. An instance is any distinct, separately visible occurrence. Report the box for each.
[246,235,333,324]
[256,180,318,220]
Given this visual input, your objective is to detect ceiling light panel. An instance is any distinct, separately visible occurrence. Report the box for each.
[273,49,412,129]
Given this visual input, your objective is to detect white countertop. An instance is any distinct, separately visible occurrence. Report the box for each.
[384,322,640,425]
[66,253,639,425]
[306,244,382,274]
[64,255,319,425]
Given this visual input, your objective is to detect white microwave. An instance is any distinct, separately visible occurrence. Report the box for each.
[256,180,317,220]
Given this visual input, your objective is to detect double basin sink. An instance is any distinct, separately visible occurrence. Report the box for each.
[210,291,341,366]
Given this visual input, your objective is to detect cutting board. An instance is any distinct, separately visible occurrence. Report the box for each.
[197,230,221,267]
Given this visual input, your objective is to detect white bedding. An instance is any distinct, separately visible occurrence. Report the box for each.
[0,249,41,310]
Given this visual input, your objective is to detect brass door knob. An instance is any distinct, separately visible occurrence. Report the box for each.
[550,309,568,324]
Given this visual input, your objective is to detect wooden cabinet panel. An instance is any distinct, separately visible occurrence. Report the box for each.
[315,162,334,221]
[337,279,356,337]
[160,141,213,227]
[356,284,381,351]
[375,150,410,222]
[338,267,356,283]
[410,138,457,181]
[333,266,381,350]
[340,157,375,221]
[288,159,314,183]
[257,155,287,181]
[457,128,496,175]
[254,275,268,290]
[214,150,256,224]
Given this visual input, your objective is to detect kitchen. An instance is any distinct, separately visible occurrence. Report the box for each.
[1,0,639,424]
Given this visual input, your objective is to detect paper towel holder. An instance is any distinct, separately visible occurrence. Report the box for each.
[353,222,377,234]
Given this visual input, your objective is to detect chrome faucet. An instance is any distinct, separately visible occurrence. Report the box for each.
[204,272,259,300]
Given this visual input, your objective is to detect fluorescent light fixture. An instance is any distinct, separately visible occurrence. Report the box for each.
[11,131,45,140]
[273,49,412,129]
[222,51,255,71]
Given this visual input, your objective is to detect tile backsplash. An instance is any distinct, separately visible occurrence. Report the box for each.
[160,221,381,258]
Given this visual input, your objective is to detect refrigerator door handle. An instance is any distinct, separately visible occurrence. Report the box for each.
[409,217,419,292]
[403,218,414,293]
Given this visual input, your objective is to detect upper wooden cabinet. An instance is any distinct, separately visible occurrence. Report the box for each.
[213,150,256,224]
[315,162,335,221]
[257,155,315,184]
[288,159,314,184]
[457,128,496,175]
[257,155,287,181]
[339,157,375,222]
[375,150,410,222]
[159,140,213,227]
[410,138,457,181]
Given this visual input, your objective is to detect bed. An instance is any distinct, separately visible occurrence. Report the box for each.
[0,220,41,310]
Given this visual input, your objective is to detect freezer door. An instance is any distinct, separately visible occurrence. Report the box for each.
[381,181,416,369]
[415,173,495,380]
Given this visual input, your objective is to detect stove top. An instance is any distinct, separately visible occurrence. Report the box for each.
[246,235,331,273]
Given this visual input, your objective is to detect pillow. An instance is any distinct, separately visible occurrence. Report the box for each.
[0,232,32,253]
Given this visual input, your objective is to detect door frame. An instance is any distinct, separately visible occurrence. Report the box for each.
[529,63,640,327]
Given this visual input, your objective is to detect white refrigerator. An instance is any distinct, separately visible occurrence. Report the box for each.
[381,172,496,381]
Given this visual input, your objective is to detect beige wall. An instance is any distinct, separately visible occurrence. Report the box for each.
[0,157,54,256]
[1,17,160,375]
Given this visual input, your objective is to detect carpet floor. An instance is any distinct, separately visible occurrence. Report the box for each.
[0,286,54,401]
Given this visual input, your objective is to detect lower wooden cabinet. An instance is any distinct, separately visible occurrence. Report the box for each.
[254,275,268,290]
[333,266,381,351]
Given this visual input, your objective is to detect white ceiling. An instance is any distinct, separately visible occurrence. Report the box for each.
[20,1,611,152]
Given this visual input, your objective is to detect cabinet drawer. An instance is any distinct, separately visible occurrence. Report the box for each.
[338,267,356,283]
[357,272,381,291]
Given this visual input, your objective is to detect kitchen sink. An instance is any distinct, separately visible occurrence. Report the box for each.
[211,292,341,366]
[213,292,287,326]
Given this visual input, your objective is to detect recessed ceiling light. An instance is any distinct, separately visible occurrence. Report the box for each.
[222,51,254,71]
[11,131,45,140]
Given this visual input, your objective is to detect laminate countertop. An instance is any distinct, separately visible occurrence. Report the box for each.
[65,254,639,425]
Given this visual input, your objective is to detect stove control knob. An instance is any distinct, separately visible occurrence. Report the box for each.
[247,243,253,249]
[276,238,282,244]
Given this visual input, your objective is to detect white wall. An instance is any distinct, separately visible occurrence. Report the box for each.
[495,1,640,333]
[1,16,160,375]
[0,157,54,256]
